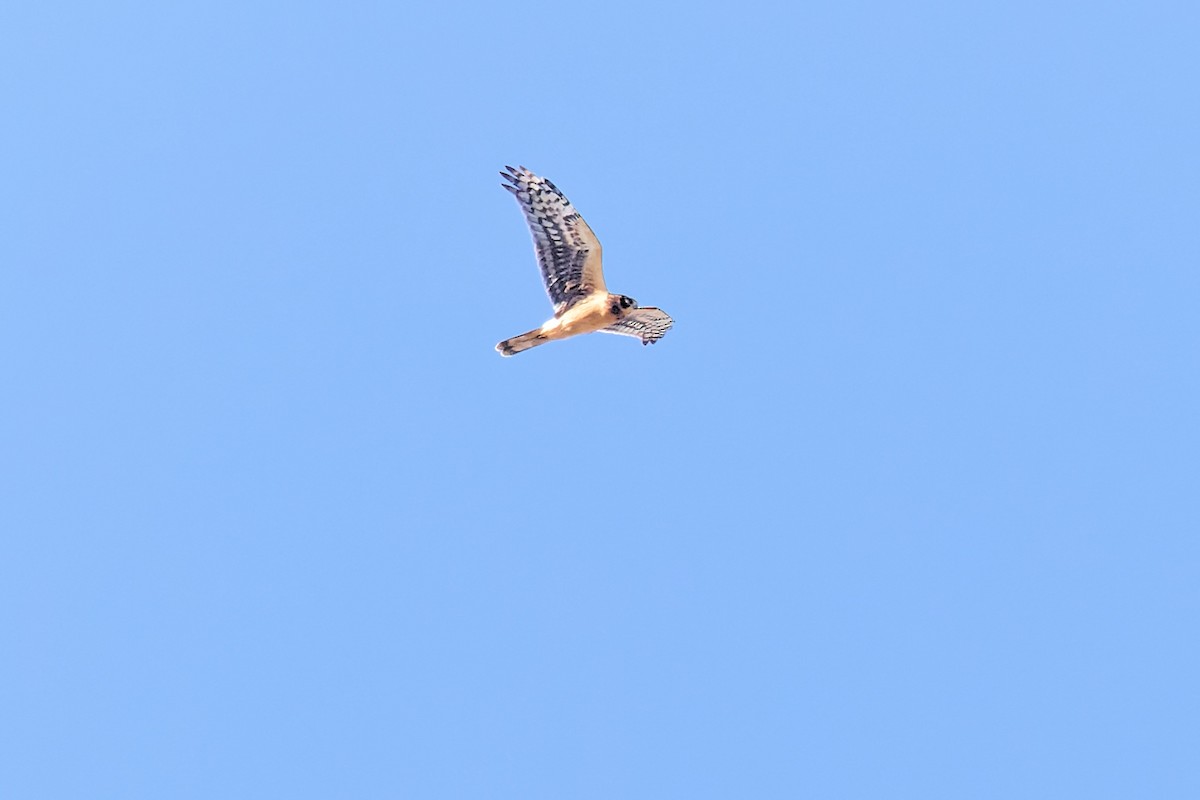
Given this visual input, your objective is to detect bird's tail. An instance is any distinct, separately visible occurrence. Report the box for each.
[496,328,550,357]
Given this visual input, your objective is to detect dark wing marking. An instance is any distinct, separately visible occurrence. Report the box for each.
[600,307,674,346]
[500,166,605,315]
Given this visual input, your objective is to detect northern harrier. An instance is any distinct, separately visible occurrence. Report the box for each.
[496,166,673,356]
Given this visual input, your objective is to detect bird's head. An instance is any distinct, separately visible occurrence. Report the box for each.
[609,294,638,316]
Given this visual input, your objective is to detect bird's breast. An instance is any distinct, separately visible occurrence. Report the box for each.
[555,296,616,336]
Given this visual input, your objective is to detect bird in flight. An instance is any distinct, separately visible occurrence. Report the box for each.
[496,165,673,356]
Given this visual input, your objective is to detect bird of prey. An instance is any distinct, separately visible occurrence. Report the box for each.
[496,165,673,356]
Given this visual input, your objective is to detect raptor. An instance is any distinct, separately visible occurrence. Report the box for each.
[496,166,673,356]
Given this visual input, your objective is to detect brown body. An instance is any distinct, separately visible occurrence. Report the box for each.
[497,293,633,356]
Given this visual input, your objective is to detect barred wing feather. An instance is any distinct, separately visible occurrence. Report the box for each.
[601,308,674,345]
[500,166,605,316]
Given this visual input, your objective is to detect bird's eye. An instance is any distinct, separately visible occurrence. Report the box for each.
[620,297,631,308]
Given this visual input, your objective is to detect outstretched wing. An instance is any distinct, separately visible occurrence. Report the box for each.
[500,166,605,316]
[601,308,674,346]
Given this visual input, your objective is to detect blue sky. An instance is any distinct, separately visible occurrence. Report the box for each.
[2,1,1198,797]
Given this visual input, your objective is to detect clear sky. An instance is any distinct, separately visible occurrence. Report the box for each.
[2,1,1198,797]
